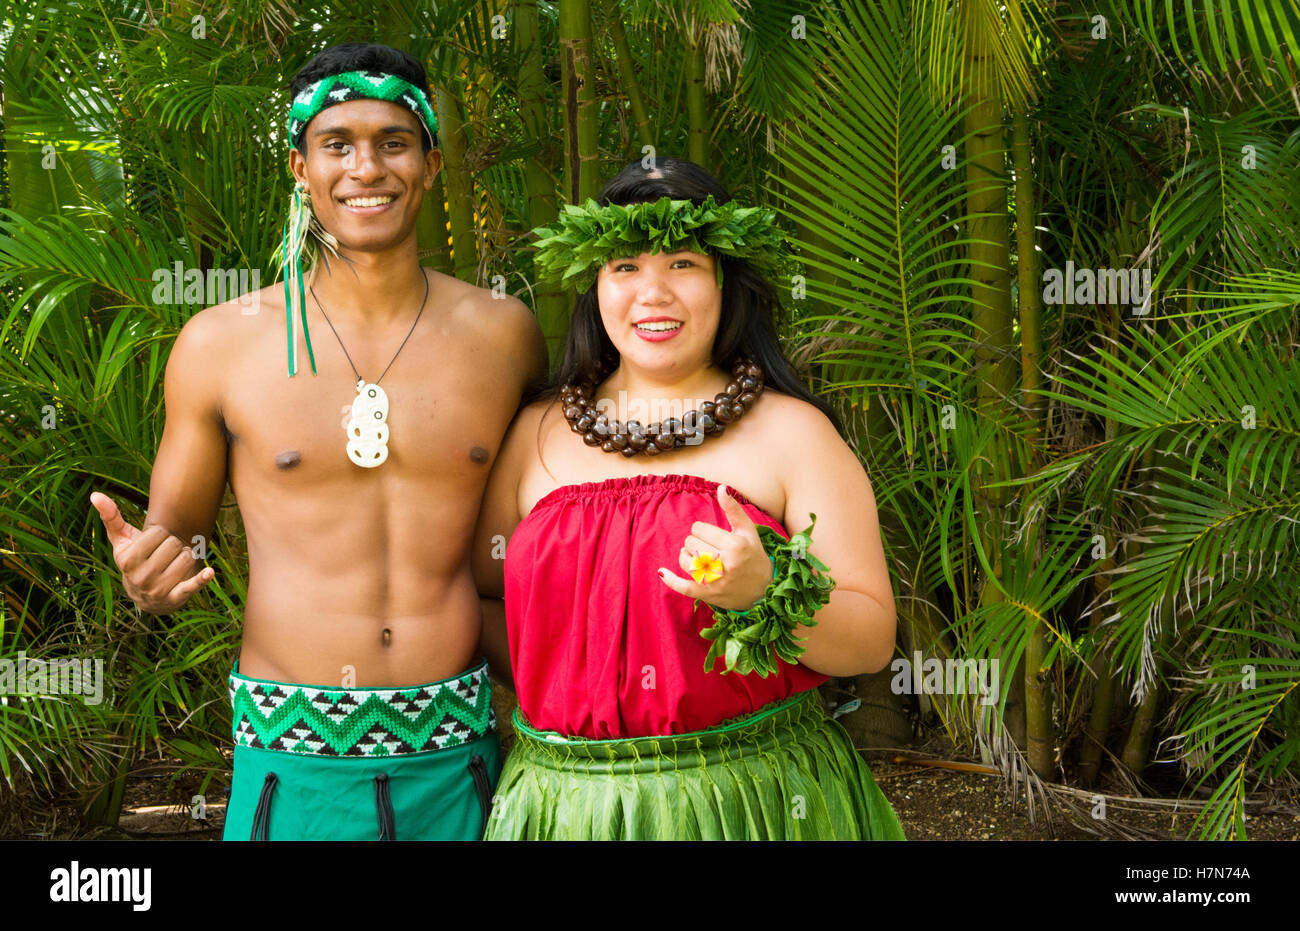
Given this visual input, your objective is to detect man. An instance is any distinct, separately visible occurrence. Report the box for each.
[90,43,546,840]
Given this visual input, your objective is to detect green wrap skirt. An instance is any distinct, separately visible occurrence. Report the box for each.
[484,689,906,840]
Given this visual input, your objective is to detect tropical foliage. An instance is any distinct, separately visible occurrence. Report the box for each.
[1,0,1296,838]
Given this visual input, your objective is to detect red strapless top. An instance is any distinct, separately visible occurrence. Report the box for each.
[503,473,828,739]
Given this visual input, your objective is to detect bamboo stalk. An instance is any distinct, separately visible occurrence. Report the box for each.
[683,21,709,169]
[1012,105,1053,779]
[559,0,599,203]
[605,6,654,154]
[516,0,567,363]
[435,84,478,283]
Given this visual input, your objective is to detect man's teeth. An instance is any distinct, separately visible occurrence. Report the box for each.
[635,321,682,332]
[343,196,394,207]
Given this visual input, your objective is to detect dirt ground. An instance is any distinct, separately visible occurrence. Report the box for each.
[10,684,1300,840]
[18,745,1299,841]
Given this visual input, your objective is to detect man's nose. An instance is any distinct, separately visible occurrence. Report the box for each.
[345,142,385,178]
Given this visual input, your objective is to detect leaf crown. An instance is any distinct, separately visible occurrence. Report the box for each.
[529,194,795,293]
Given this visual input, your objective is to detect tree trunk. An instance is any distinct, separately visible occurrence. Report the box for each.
[559,0,599,204]
[517,0,568,363]
[436,84,479,283]
[963,46,1021,745]
[605,6,654,155]
[1012,106,1053,778]
[417,171,454,276]
[683,25,709,169]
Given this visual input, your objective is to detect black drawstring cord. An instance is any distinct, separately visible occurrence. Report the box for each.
[250,772,278,840]
[468,755,492,834]
[374,773,396,840]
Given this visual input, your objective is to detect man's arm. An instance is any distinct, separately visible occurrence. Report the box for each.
[92,306,232,614]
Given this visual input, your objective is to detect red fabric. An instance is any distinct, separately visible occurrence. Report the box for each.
[504,473,829,739]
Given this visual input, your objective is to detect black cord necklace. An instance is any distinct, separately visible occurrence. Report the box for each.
[311,272,430,468]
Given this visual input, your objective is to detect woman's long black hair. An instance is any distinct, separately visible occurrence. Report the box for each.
[527,157,842,435]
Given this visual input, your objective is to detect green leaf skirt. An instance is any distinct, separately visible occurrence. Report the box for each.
[484,689,906,840]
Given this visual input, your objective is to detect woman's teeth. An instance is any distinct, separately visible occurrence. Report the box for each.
[635,321,682,332]
[343,196,394,207]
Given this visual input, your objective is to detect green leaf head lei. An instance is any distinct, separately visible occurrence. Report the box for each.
[529,194,797,295]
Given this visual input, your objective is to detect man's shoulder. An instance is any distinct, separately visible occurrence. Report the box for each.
[444,272,538,337]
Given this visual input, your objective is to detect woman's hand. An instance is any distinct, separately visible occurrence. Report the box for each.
[657,484,773,611]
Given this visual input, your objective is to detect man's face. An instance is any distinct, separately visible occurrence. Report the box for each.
[289,98,441,254]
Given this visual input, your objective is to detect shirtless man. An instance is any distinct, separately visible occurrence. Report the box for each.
[89,43,546,840]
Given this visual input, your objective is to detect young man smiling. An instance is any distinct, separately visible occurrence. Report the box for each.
[90,43,546,839]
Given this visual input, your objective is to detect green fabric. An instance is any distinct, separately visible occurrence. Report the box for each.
[484,691,906,840]
[529,194,796,293]
[224,735,500,841]
[288,70,439,151]
[228,658,497,757]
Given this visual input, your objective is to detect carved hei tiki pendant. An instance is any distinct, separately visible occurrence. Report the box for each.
[346,380,390,468]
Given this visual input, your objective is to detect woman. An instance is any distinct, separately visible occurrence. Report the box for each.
[474,158,905,840]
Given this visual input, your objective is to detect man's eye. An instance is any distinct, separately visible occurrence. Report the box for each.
[614,262,636,272]
[673,259,694,268]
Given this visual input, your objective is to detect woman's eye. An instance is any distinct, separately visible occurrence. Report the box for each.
[614,262,636,272]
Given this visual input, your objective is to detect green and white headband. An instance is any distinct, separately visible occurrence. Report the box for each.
[530,194,794,294]
[288,70,439,151]
[275,69,439,376]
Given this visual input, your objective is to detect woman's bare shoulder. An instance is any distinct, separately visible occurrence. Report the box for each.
[751,389,841,440]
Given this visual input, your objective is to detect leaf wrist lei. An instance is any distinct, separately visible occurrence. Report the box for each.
[530,194,795,293]
[696,514,836,678]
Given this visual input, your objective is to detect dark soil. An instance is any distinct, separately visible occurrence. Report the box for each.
[8,682,1298,840]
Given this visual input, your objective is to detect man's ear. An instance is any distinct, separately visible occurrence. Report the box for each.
[289,147,307,187]
[424,149,443,190]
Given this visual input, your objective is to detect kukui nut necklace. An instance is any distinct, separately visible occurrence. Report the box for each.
[560,358,765,456]
[311,273,429,469]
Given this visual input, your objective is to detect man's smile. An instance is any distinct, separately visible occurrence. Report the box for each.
[339,190,398,212]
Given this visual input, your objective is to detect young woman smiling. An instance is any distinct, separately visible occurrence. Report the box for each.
[473,158,906,840]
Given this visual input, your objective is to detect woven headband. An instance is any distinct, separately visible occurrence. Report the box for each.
[288,69,439,151]
[529,194,794,294]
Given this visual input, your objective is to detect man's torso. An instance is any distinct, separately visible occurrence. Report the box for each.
[210,270,526,686]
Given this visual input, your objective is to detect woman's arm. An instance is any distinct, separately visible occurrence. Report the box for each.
[779,403,897,677]
[472,402,542,683]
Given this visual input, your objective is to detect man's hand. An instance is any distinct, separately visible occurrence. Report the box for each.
[91,491,214,615]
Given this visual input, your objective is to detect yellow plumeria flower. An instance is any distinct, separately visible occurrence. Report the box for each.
[689,551,725,585]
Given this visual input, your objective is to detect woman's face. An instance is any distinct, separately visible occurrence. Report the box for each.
[595,248,721,381]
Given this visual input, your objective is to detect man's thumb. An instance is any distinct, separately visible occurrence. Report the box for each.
[90,491,137,544]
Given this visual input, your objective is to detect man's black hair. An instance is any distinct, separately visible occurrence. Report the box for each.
[290,42,438,152]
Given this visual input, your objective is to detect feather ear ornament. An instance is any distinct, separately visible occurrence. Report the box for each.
[273,181,341,376]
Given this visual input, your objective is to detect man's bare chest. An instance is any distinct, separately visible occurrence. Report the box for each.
[220,327,510,487]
